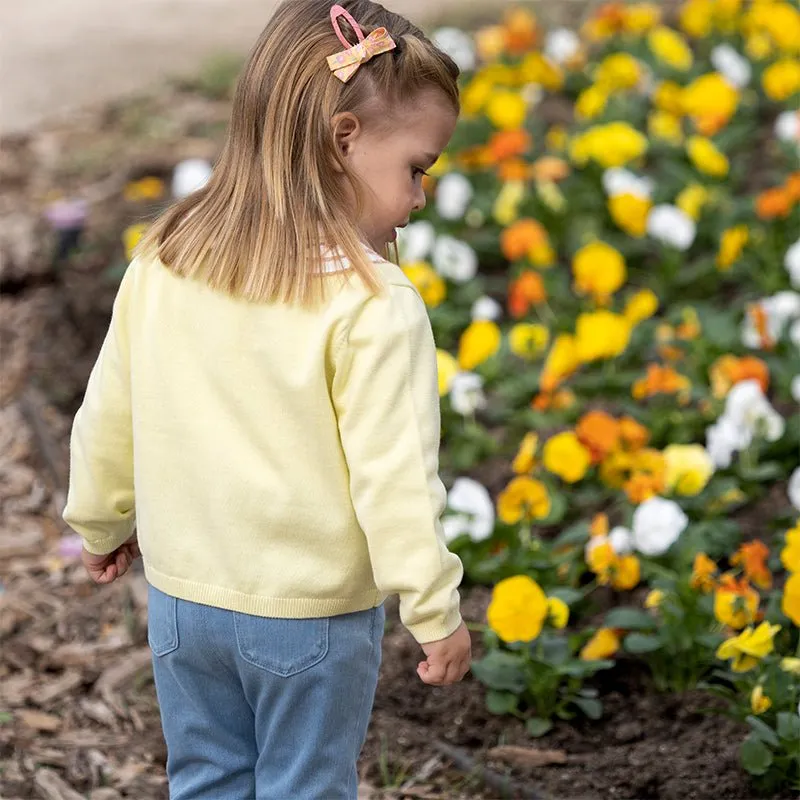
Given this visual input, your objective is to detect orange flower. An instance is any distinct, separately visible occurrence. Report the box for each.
[530,156,570,182]
[499,158,531,182]
[747,303,775,350]
[576,410,621,463]
[618,416,650,451]
[676,308,701,340]
[531,388,576,411]
[590,512,610,537]
[714,574,760,630]
[731,540,772,591]
[787,172,800,203]
[508,271,547,318]
[691,552,718,593]
[504,7,539,53]
[501,219,551,262]
[632,364,692,404]
[488,129,532,162]
[709,355,769,399]
[623,448,666,504]
[755,187,793,220]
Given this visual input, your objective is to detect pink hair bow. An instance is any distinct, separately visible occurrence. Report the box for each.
[326,4,396,83]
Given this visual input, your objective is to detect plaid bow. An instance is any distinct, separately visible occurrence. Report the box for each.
[326,27,396,83]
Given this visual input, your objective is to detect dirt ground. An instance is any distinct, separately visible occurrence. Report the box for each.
[0,0,502,135]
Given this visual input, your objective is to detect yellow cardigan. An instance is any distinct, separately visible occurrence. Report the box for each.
[63,250,463,644]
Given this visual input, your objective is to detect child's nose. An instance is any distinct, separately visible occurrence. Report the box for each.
[412,183,427,212]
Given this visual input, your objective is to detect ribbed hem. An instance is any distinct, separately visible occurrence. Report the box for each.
[144,563,385,619]
[406,607,463,645]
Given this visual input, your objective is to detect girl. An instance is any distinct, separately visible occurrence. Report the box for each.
[64,1,471,798]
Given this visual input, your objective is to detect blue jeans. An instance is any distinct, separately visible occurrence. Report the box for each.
[147,585,384,799]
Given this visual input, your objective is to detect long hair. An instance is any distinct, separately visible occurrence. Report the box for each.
[137,0,460,305]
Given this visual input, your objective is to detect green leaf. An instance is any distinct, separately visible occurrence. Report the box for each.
[605,607,657,631]
[623,633,663,654]
[547,587,583,606]
[694,632,725,650]
[572,697,603,720]
[745,716,780,748]
[485,690,519,716]
[740,734,773,776]
[552,522,590,548]
[471,651,528,693]
[526,717,553,737]
[777,712,800,742]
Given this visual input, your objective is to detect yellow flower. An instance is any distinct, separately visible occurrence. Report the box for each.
[123,176,165,202]
[648,26,693,71]
[682,73,739,133]
[573,241,627,302]
[762,59,800,102]
[436,350,459,397]
[520,52,565,91]
[663,444,714,496]
[493,180,526,226]
[782,572,800,625]
[751,685,772,715]
[654,81,686,115]
[512,432,538,474]
[462,75,495,116]
[780,657,800,675]
[587,539,616,582]
[122,223,148,262]
[547,596,569,629]
[595,53,642,92]
[716,622,781,672]
[612,554,641,591]
[509,323,550,360]
[676,183,711,220]
[580,628,620,660]
[403,262,446,308]
[780,523,800,573]
[486,90,527,131]
[609,194,652,239]
[648,111,684,145]
[497,477,551,524]
[745,2,800,56]
[575,85,609,120]
[543,431,592,483]
[570,123,648,169]
[546,125,569,152]
[714,575,759,629]
[487,575,548,643]
[645,589,665,608]
[575,311,632,362]
[716,225,749,271]
[687,136,729,178]
[746,32,773,61]
[458,320,502,370]
[540,333,580,392]
[624,289,659,325]
[680,0,714,38]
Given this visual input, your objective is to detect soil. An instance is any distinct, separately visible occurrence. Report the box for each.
[0,69,790,800]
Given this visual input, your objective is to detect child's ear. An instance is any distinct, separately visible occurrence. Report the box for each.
[331,112,361,165]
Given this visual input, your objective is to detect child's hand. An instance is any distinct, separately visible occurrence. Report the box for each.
[417,621,472,686]
[81,534,141,585]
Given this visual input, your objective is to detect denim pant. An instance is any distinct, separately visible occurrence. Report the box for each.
[147,584,384,799]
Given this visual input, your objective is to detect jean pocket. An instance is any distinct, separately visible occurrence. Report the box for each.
[147,585,179,656]
[234,614,329,677]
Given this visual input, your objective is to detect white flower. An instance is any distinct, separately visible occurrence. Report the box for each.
[398,220,435,263]
[775,111,800,143]
[631,497,688,556]
[450,372,487,416]
[471,295,503,321]
[785,240,800,288]
[791,375,800,402]
[710,45,752,88]
[706,417,746,469]
[442,477,495,543]
[602,167,654,199]
[789,467,800,511]
[436,173,473,221]
[431,27,477,73]
[609,526,634,555]
[725,380,785,443]
[544,28,580,65]
[742,292,800,347]
[646,205,696,251]
[432,235,478,283]
[172,158,212,198]
[791,319,800,350]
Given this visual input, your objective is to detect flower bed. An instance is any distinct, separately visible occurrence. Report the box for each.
[402,1,800,792]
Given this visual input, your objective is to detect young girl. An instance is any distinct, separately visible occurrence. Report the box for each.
[63,1,471,797]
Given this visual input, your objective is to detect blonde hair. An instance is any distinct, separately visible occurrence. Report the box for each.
[139,0,459,305]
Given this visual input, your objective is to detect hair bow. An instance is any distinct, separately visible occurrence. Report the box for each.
[326,4,396,84]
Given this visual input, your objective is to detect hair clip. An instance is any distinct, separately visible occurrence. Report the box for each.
[326,4,396,83]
